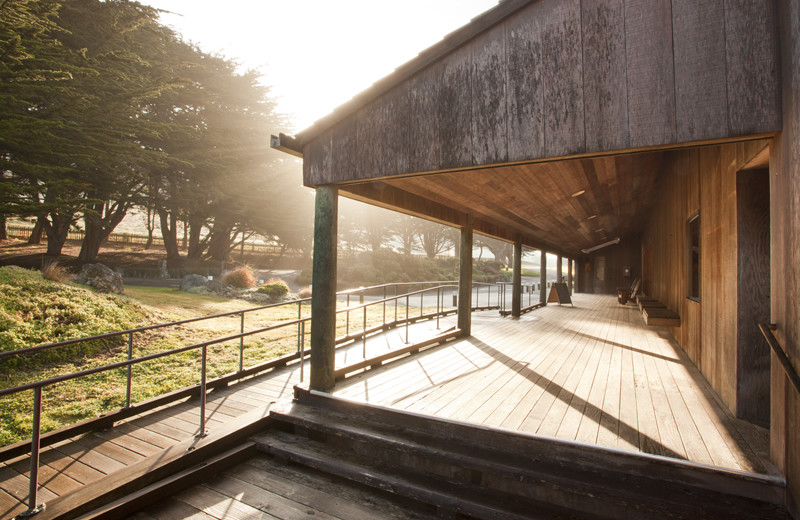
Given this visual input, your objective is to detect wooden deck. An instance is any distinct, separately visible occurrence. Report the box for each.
[0,293,775,518]
[334,294,773,474]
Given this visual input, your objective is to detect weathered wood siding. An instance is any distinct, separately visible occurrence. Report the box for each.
[303,0,781,186]
[641,140,770,417]
[771,0,800,515]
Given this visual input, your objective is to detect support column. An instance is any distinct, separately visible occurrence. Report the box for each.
[567,258,573,294]
[556,255,563,283]
[539,250,547,304]
[458,214,473,336]
[310,185,338,392]
[512,239,522,318]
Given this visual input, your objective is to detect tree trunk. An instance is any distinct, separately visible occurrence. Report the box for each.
[78,216,104,263]
[27,218,44,244]
[207,222,235,263]
[144,206,155,250]
[78,201,129,263]
[158,209,181,260]
[40,213,71,257]
[0,216,6,240]
[187,218,205,260]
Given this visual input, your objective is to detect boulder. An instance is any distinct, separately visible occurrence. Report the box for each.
[180,274,208,292]
[75,263,124,294]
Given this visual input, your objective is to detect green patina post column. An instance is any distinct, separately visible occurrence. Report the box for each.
[310,185,338,391]
[567,258,573,293]
[556,255,563,283]
[539,249,547,304]
[512,238,522,318]
[458,214,473,336]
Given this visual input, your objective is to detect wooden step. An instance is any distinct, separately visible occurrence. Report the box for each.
[253,431,575,520]
[256,389,790,520]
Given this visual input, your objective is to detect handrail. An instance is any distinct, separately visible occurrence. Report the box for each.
[2,279,499,517]
[759,324,800,396]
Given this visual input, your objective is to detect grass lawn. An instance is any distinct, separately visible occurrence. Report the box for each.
[1,282,410,446]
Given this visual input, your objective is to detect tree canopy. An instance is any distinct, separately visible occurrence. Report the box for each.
[0,0,309,261]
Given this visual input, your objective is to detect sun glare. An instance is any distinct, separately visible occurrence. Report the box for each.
[144,0,498,132]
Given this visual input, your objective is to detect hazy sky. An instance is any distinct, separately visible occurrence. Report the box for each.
[141,0,499,132]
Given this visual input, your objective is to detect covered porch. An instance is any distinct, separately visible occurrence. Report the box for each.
[333,293,772,474]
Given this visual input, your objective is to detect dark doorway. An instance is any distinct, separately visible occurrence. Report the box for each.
[736,168,771,428]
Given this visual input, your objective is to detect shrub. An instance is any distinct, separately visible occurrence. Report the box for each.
[256,278,290,300]
[41,261,72,283]
[297,286,312,299]
[221,266,256,289]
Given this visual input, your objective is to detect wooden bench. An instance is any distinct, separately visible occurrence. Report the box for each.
[637,296,680,326]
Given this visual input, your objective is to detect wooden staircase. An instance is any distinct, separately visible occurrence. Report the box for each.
[254,388,790,520]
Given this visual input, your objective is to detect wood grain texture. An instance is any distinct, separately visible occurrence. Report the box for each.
[470,28,508,165]
[437,44,473,170]
[581,0,628,151]
[725,0,782,136]
[735,169,771,427]
[672,0,728,142]
[624,0,676,148]
[641,139,772,417]
[505,3,544,162]
[539,0,585,157]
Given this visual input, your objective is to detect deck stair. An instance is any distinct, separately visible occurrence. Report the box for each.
[254,388,790,520]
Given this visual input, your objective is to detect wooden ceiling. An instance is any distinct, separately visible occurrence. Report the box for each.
[341,150,665,257]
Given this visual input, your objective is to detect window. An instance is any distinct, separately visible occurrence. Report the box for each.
[688,214,700,301]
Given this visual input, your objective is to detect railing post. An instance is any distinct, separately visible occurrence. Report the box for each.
[239,312,245,372]
[420,286,424,317]
[363,306,368,358]
[125,332,133,408]
[394,285,398,323]
[436,287,441,329]
[297,301,302,352]
[300,321,306,383]
[21,386,45,517]
[346,294,350,336]
[405,294,410,344]
[383,286,386,326]
[198,344,208,437]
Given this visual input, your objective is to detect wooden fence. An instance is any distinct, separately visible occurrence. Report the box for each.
[5,224,299,257]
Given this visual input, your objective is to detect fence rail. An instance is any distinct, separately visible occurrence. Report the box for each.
[5,224,302,257]
[0,280,502,517]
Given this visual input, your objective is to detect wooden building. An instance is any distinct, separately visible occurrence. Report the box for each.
[273,0,800,517]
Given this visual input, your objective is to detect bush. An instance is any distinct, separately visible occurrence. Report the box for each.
[221,266,256,289]
[297,286,312,299]
[256,278,290,300]
[41,261,72,283]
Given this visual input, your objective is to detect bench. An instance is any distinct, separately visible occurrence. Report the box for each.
[636,296,680,326]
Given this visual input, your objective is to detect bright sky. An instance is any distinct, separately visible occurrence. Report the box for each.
[141,0,498,133]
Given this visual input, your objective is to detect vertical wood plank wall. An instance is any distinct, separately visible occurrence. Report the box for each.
[302,0,780,186]
[771,0,800,515]
[641,140,770,416]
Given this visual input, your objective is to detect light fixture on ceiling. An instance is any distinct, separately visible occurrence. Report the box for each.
[581,237,621,254]
[571,190,586,198]
[587,214,597,220]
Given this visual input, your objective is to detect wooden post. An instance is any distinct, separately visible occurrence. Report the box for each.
[512,239,522,318]
[310,185,338,391]
[556,255,563,283]
[539,250,547,304]
[567,258,574,294]
[458,214,473,336]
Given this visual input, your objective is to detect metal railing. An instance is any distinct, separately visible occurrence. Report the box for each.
[759,324,800,396]
[0,280,500,517]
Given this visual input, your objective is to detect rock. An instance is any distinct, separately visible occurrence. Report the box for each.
[75,263,124,294]
[180,274,208,292]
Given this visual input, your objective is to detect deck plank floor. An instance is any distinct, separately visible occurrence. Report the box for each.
[334,294,772,475]
[0,294,774,519]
